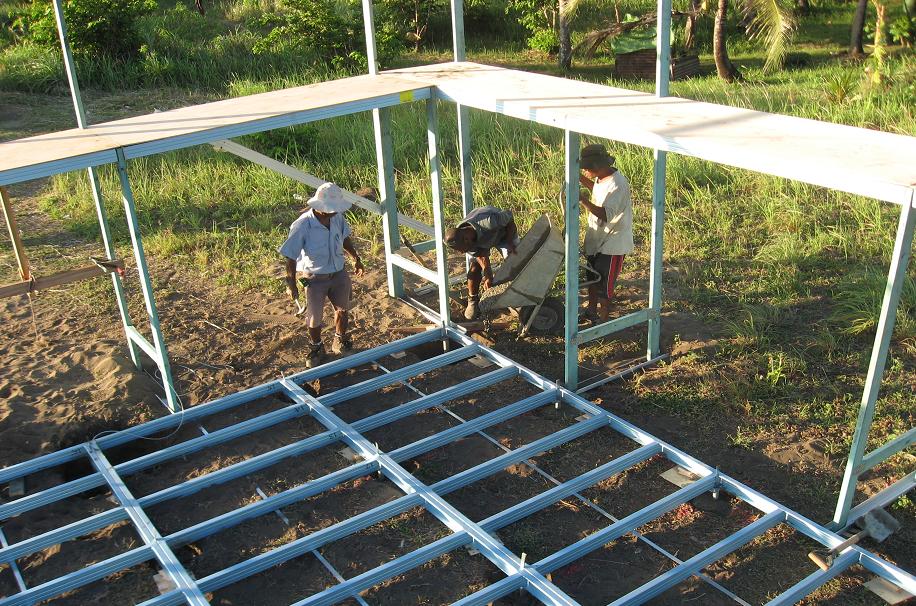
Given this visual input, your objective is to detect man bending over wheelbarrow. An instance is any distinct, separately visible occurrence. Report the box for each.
[578,144,633,324]
[445,206,519,320]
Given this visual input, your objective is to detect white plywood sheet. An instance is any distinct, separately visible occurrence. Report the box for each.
[0,73,428,183]
[390,62,916,205]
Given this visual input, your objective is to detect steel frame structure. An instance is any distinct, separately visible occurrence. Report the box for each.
[1,328,914,605]
[1,0,908,568]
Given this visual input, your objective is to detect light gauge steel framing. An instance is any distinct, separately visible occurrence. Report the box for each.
[1,328,913,606]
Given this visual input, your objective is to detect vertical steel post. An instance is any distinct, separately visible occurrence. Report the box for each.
[374,108,404,298]
[451,0,474,272]
[647,0,672,360]
[564,130,581,388]
[833,199,915,527]
[52,0,141,367]
[427,99,452,325]
[115,150,179,412]
[362,0,404,297]
[361,0,378,75]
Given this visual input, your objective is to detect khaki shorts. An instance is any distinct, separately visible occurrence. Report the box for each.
[303,270,352,328]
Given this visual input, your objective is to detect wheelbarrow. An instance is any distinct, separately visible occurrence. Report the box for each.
[478,214,570,335]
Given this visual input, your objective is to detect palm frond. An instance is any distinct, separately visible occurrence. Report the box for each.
[575,12,658,57]
[560,0,585,19]
[741,0,796,72]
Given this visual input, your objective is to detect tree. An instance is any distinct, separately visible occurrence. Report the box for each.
[714,0,742,80]
[713,0,795,81]
[565,0,793,82]
[849,0,869,56]
[558,0,572,69]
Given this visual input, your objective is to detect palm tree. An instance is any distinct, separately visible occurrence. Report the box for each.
[564,0,795,81]
[849,0,869,57]
[714,0,795,80]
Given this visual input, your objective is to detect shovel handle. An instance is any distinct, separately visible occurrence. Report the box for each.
[808,552,831,571]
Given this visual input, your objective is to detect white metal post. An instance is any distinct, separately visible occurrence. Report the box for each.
[564,130,581,388]
[648,0,672,360]
[833,199,915,527]
[363,0,405,297]
[427,99,452,325]
[52,0,142,368]
[374,108,404,298]
[450,0,474,272]
[115,150,179,413]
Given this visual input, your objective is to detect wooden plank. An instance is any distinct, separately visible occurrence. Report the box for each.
[390,62,916,206]
[0,73,428,184]
[0,186,30,280]
[0,260,124,299]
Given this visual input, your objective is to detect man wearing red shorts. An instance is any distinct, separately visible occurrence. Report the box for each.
[280,182,365,368]
[578,144,633,323]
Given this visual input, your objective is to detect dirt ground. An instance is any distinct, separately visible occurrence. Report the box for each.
[0,118,913,604]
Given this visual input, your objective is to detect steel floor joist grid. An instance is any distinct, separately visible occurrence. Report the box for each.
[1,328,913,606]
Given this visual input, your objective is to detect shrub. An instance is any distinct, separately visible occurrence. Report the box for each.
[253,0,398,70]
[27,0,157,59]
[527,27,559,53]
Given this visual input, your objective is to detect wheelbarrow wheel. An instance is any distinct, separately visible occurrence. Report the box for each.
[520,298,563,333]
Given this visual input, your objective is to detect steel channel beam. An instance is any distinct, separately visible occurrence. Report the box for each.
[577,309,655,345]
[430,415,609,495]
[390,390,559,463]
[564,129,581,388]
[426,98,452,325]
[382,360,749,606]
[716,474,916,595]
[167,460,379,547]
[139,430,340,507]
[858,427,916,473]
[0,507,127,564]
[311,548,371,606]
[139,492,428,606]
[451,575,526,606]
[125,325,162,366]
[479,443,661,533]
[0,545,154,606]
[763,550,859,606]
[0,528,27,593]
[843,471,916,530]
[116,399,311,475]
[391,252,439,283]
[451,329,916,594]
[353,366,517,432]
[834,199,915,527]
[281,379,579,606]
[115,148,179,412]
[373,105,406,297]
[0,472,108,521]
[0,344,488,566]
[608,510,784,606]
[535,475,717,574]
[291,533,471,606]
[85,442,209,605]
[320,343,477,407]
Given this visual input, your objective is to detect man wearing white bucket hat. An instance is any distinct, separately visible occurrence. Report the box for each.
[279,182,365,368]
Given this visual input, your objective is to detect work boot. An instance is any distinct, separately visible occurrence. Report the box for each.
[464,297,480,321]
[305,341,324,369]
[332,333,353,354]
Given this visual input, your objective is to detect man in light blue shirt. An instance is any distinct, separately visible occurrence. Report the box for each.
[279,183,364,368]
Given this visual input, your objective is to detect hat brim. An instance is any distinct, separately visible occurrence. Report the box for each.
[309,196,352,213]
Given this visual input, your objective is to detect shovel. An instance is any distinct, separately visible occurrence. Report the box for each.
[808,509,901,570]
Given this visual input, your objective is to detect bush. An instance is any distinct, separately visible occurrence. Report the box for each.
[253,0,401,70]
[27,0,157,59]
[527,28,559,53]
